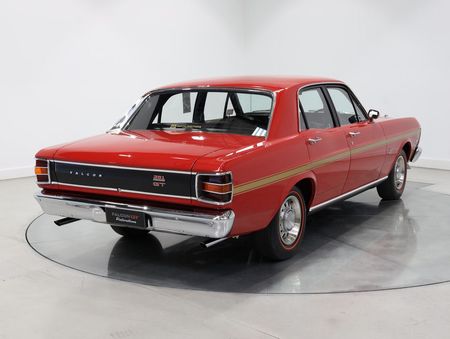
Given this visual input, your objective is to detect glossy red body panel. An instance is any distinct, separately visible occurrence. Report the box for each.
[301,127,350,205]
[156,76,341,92]
[341,121,386,192]
[50,130,260,172]
[35,76,421,237]
[378,117,421,176]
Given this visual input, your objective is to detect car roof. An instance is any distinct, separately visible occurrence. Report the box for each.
[155,76,343,92]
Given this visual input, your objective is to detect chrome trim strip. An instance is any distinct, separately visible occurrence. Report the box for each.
[52,182,118,192]
[49,161,237,202]
[52,182,194,200]
[122,87,276,141]
[109,94,149,132]
[202,190,232,195]
[35,193,235,238]
[296,81,345,132]
[309,176,388,212]
[264,90,276,140]
[51,160,194,175]
[119,188,195,200]
[201,182,232,187]
[149,87,274,96]
[195,172,233,205]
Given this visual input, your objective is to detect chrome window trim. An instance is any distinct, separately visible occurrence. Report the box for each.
[120,87,276,141]
[324,85,369,124]
[195,171,233,205]
[108,94,149,132]
[51,160,195,175]
[297,82,346,132]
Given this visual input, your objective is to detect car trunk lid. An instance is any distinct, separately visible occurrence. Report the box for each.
[50,130,261,203]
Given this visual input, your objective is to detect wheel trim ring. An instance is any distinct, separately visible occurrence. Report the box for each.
[278,194,302,247]
[394,155,406,190]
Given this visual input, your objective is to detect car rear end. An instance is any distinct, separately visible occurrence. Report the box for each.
[34,86,274,239]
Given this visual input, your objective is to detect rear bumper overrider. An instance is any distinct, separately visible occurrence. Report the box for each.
[34,193,234,238]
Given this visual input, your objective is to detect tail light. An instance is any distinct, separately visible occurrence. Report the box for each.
[196,172,232,204]
[35,159,50,183]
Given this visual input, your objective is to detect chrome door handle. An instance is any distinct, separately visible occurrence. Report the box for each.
[308,137,322,144]
[348,131,361,137]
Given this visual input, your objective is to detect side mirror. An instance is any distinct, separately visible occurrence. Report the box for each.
[348,115,358,124]
[368,109,380,121]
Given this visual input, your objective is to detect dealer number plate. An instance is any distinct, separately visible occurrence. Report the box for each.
[105,208,147,228]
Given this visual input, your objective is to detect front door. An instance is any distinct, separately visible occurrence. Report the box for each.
[325,86,386,192]
[299,87,350,205]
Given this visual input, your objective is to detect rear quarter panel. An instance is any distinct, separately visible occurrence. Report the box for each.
[377,117,421,177]
[193,136,314,236]
[192,88,316,236]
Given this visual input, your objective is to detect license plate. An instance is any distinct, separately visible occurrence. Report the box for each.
[105,208,147,228]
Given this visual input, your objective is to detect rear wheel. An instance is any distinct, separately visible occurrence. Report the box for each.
[110,225,149,237]
[377,150,408,200]
[255,188,307,260]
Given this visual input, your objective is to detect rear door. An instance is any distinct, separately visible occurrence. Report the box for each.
[324,85,386,192]
[298,86,350,205]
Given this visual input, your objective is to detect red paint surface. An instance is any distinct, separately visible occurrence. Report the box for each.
[36,77,421,236]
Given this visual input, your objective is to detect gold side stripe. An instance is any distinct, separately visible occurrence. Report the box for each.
[233,150,350,195]
[234,128,419,196]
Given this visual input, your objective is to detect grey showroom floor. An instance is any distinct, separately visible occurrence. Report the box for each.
[1,168,450,339]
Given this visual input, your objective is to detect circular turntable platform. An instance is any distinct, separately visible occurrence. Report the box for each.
[26,182,450,294]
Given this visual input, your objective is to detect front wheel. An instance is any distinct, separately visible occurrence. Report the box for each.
[377,150,408,200]
[255,188,307,260]
[110,225,149,237]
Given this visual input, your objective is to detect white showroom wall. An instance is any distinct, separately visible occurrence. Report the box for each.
[243,0,450,169]
[0,0,245,179]
[1,0,450,179]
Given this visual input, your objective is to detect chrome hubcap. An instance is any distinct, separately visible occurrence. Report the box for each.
[394,155,406,190]
[279,195,302,246]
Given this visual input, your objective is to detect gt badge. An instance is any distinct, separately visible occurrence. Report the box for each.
[153,174,166,188]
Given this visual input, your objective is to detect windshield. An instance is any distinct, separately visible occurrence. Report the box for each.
[124,89,273,137]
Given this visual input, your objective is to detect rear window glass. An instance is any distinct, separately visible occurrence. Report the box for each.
[125,90,273,137]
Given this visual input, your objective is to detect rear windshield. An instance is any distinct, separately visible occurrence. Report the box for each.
[124,89,273,137]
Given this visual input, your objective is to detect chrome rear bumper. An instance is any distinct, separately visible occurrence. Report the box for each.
[411,146,422,162]
[34,193,235,238]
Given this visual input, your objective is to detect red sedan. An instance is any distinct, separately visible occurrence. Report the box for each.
[34,76,422,260]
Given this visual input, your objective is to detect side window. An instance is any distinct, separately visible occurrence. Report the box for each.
[299,88,334,129]
[237,93,272,114]
[203,92,228,121]
[161,92,197,123]
[327,88,357,126]
[353,100,367,122]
